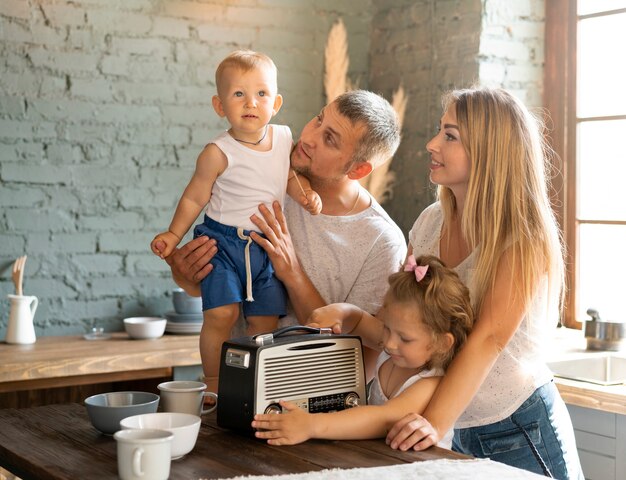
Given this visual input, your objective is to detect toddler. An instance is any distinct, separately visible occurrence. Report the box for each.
[252,255,473,447]
[151,50,321,394]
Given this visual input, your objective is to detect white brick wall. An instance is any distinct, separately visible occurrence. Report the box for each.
[0,0,543,337]
[0,0,371,336]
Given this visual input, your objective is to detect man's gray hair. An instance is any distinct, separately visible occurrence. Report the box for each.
[335,90,401,168]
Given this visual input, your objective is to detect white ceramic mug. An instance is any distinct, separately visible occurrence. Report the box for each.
[5,294,38,344]
[157,381,217,415]
[114,429,173,480]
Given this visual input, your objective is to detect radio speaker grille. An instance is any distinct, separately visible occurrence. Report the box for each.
[261,347,361,400]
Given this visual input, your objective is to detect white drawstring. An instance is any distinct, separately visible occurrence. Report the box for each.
[236,228,254,302]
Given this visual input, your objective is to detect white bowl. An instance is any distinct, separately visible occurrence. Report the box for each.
[120,412,201,459]
[123,317,167,340]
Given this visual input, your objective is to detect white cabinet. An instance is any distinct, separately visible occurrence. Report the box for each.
[567,404,626,480]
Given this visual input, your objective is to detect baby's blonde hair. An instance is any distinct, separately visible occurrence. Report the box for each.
[386,255,473,370]
[215,50,277,94]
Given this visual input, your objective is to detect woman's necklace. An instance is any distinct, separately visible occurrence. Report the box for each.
[344,187,361,216]
[232,125,269,146]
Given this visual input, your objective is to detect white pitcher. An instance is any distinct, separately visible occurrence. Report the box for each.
[5,294,38,344]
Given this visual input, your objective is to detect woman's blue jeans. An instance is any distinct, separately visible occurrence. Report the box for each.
[452,381,584,479]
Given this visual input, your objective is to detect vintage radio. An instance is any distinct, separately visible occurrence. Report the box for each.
[216,326,367,431]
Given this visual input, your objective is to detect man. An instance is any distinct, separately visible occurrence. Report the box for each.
[166,90,407,383]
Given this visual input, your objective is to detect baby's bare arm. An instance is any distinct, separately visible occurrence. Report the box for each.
[287,170,322,215]
[168,144,226,240]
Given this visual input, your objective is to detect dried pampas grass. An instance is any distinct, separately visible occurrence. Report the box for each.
[324,19,349,103]
[324,18,407,204]
[359,85,408,203]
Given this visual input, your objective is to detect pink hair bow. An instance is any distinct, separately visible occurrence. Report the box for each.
[404,255,429,282]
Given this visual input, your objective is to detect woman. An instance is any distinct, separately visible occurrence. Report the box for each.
[386,87,583,479]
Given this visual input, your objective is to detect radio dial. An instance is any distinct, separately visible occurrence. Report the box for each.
[264,404,282,415]
[344,393,360,408]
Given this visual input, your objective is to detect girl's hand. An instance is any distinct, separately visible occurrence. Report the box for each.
[307,303,352,334]
[385,413,439,451]
[252,400,314,445]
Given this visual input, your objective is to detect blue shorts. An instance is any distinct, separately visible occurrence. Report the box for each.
[193,216,287,317]
[452,381,583,480]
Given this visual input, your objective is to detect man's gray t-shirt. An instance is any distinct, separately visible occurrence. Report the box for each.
[280,190,407,325]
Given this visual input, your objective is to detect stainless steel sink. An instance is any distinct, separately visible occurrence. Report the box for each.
[547,354,626,385]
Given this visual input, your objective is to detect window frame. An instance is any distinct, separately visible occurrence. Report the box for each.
[545,0,578,328]
[544,1,626,327]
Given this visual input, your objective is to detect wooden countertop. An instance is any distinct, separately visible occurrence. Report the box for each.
[0,333,201,393]
[549,327,626,415]
[0,403,470,480]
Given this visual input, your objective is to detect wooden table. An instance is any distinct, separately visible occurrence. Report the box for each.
[0,333,201,393]
[0,403,467,480]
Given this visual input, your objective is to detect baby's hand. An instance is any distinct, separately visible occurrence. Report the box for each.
[150,231,180,259]
[301,189,322,215]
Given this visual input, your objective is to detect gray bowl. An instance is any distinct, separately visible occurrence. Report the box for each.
[84,391,160,435]
[172,288,203,314]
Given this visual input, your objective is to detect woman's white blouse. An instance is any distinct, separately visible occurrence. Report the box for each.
[409,202,555,428]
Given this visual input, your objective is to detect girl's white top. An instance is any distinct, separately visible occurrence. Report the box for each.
[205,125,292,232]
[409,202,555,428]
[368,351,453,448]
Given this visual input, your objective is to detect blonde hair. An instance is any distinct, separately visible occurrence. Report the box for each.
[438,87,564,315]
[386,255,473,370]
[215,50,277,94]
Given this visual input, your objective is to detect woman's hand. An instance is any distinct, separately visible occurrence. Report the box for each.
[252,400,314,445]
[164,235,217,295]
[385,413,440,451]
[250,201,302,284]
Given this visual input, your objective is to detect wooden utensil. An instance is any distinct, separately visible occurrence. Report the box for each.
[11,255,27,296]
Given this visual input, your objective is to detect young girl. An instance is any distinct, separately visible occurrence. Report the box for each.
[386,87,584,479]
[251,255,473,446]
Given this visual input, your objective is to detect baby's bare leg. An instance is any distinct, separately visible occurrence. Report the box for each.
[200,303,240,395]
[246,315,279,336]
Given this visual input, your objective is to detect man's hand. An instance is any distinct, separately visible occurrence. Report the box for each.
[385,413,439,451]
[252,400,315,445]
[250,201,302,284]
[164,235,217,294]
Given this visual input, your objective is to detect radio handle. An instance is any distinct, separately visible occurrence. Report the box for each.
[253,326,332,345]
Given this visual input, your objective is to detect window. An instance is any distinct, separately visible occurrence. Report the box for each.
[545,0,626,326]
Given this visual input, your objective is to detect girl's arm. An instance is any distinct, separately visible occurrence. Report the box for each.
[387,249,528,451]
[252,376,441,445]
[307,303,384,351]
[168,144,226,239]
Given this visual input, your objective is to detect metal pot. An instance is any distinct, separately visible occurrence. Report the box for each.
[584,308,626,351]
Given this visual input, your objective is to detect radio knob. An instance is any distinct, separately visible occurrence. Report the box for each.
[344,393,360,408]
[264,404,282,415]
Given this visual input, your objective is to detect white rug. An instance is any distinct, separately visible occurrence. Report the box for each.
[213,458,546,480]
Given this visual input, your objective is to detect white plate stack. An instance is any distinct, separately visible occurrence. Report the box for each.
[165,289,203,334]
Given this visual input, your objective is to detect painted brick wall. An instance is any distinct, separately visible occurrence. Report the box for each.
[370,0,545,235]
[0,0,544,338]
[0,0,372,336]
